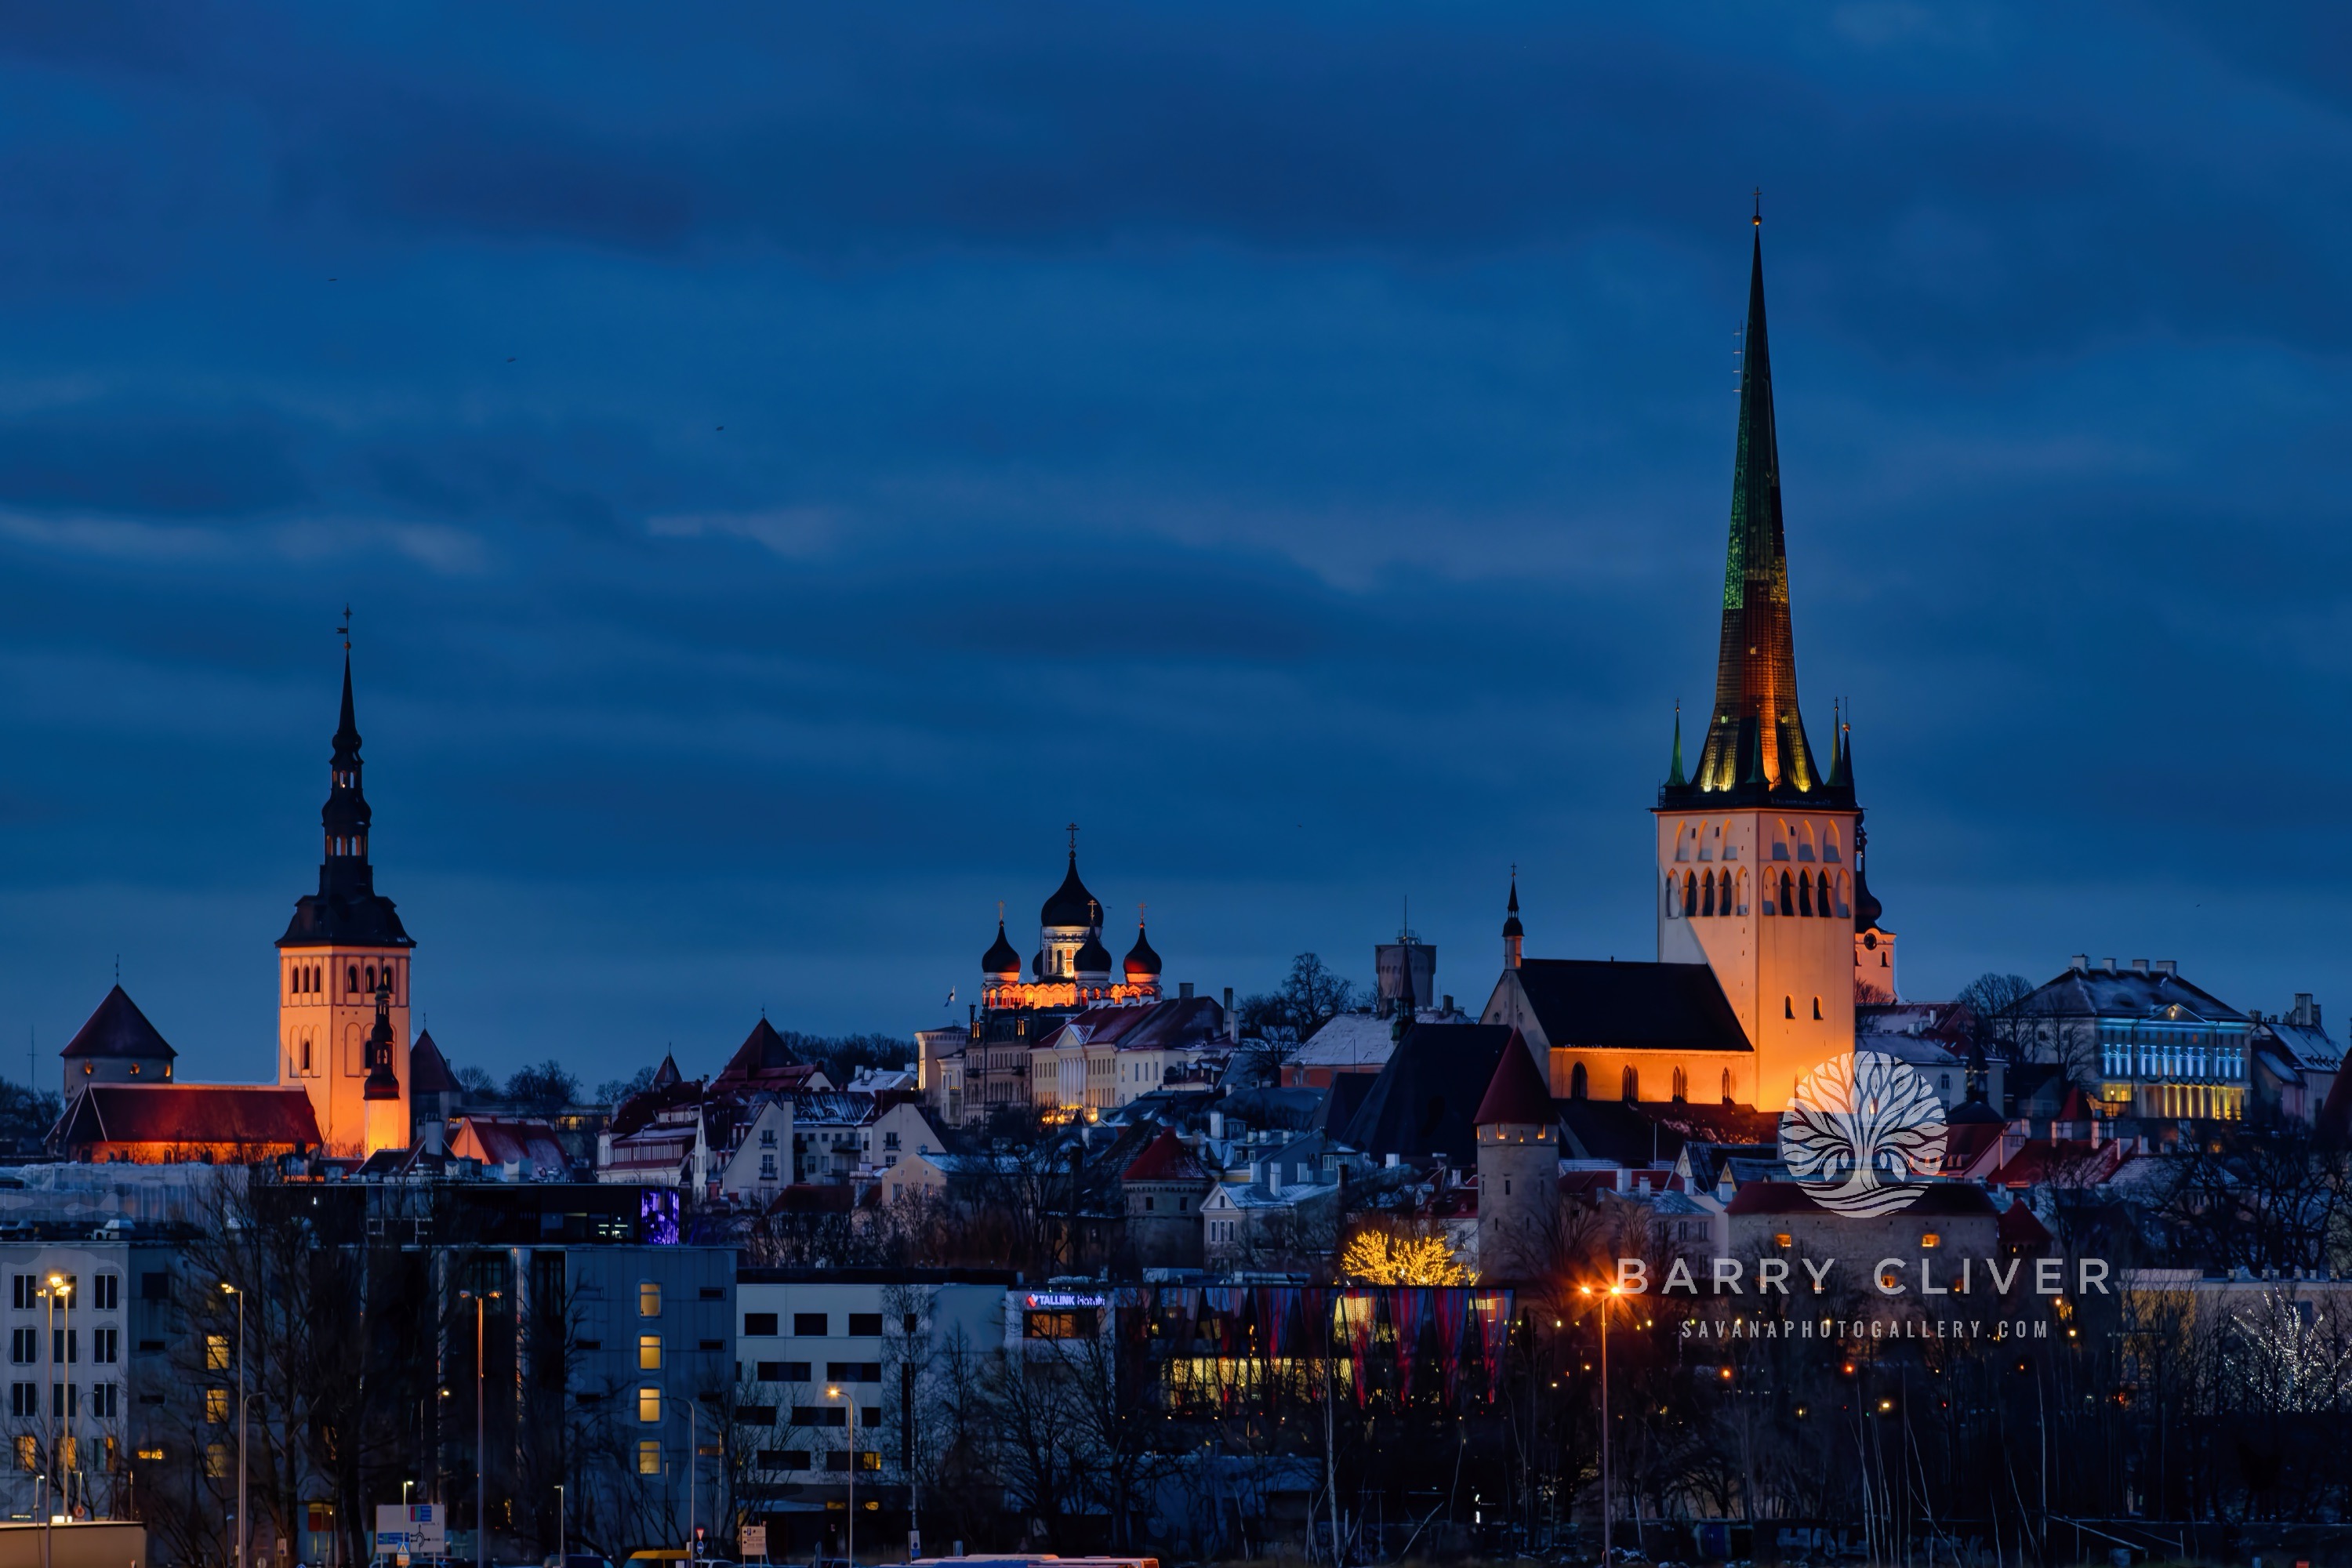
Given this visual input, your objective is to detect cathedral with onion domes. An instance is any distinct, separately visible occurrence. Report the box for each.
[921,829,1231,1123]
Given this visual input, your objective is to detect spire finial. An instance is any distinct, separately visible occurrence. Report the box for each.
[339,602,351,652]
[1753,187,1762,226]
[1066,822,1079,854]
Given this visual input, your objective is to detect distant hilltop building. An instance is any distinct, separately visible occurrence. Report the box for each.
[924,830,1232,1123]
[978,826,1162,1012]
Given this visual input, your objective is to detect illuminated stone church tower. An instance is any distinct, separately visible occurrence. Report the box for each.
[276,651,413,1155]
[1654,214,1860,1111]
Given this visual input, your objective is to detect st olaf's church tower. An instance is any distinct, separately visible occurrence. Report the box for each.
[275,648,414,1156]
[1653,211,1890,1107]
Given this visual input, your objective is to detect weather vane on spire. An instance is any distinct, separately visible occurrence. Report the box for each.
[1065,822,1080,852]
[1753,187,1762,226]
[339,603,352,651]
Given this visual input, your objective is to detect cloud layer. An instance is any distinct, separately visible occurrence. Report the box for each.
[0,3,2347,1085]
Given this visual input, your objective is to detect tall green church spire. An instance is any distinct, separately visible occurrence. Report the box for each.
[1689,207,1824,799]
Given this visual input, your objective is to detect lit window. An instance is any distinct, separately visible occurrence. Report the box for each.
[639,1335,662,1371]
[638,1283,661,1317]
[11,1437,31,1472]
[1920,1233,1940,1248]
[637,1440,662,1475]
[1773,1233,1792,1249]
[136,1446,165,1463]
[205,1388,230,1424]
[638,1388,662,1423]
[205,1443,231,1479]
[205,1334,230,1372]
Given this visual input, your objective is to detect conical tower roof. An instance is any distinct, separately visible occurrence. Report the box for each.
[1664,215,1846,810]
[1474,1031,1555,1127]
[60,985,176,1064]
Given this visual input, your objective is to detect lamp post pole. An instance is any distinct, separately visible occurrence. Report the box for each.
[57,1277,73,1524]
[223,1283,245,1568]
[828,1385,854,1566]
[1581,1284,1621,1566]
[459,1290,497,1568]
[39,1282,53,1568]
[556,1483,564,1568]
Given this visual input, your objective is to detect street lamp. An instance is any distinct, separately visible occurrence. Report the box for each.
[222,1283,245,1568]
[555,1483,564,1568]
[827,1384,856,1567]
[458,1290,499,1568]
[1579,1283,1626,1565]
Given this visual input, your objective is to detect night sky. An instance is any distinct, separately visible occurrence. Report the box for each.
[2,4,2348,1090]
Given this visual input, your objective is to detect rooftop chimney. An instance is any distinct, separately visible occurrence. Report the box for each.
[2070,955,2089,973]
[2153,960,2176,977]
[2131,958,2150,974]
[1180,981,1194,1000]
[2103,956,2118,972]
[2295,993,2318,1027]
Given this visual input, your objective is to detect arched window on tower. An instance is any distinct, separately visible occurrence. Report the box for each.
[1779,870,1794,913]
[347,964,360,996]
[1797,873,1813,917]
[1570,1062,1588,1099]
[1621,1066,1639,1102]
[1682,872,1697,917]
[1700,874,1715,917]
[1671,1067,1687,1102]
[1718,869,1733,914]
[1720,1069,1733,1103]
[1813,996,1824,1020]
[1784,996,1795,1019]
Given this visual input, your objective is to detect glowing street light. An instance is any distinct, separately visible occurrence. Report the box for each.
[1580,1282,1628,1563]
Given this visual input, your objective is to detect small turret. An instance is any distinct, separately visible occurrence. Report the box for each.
[361,976,405,1155]
[1501,875,1524,971]
[1475,1031,1559,1283]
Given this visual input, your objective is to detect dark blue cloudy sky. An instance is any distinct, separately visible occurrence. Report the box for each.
[1,2,2347,1089]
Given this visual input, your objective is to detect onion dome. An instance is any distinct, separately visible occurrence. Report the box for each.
[1040,848,1101,930]
[1123,919,1162,982]
[982,920,1022,979]
[1074,931,1114,981]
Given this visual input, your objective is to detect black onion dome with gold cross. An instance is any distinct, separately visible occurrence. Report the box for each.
[1659,212,1853,812]
[278,650,415,950]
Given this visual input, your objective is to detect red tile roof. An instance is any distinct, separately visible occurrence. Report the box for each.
[56,1084,320,1152]
[60,986,176,1062]
[1122,1127,1206,1183]
[1473,1032,1554,1126]
[451,1115,567,1175]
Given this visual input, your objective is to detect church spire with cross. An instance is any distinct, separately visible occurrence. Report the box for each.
[278,615,416,1156]
[1664,202,1848,809]
[1645,209,1865,1110]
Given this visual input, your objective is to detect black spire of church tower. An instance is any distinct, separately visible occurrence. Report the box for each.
[321,652,374,896]
[278,646,414,950]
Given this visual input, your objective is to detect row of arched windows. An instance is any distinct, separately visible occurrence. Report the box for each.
[286,961,401,1000]
[1771,868,1846,919]
[1679,869,1742,916]
[327,833,367,858]
[1564,1061,1736,1104]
